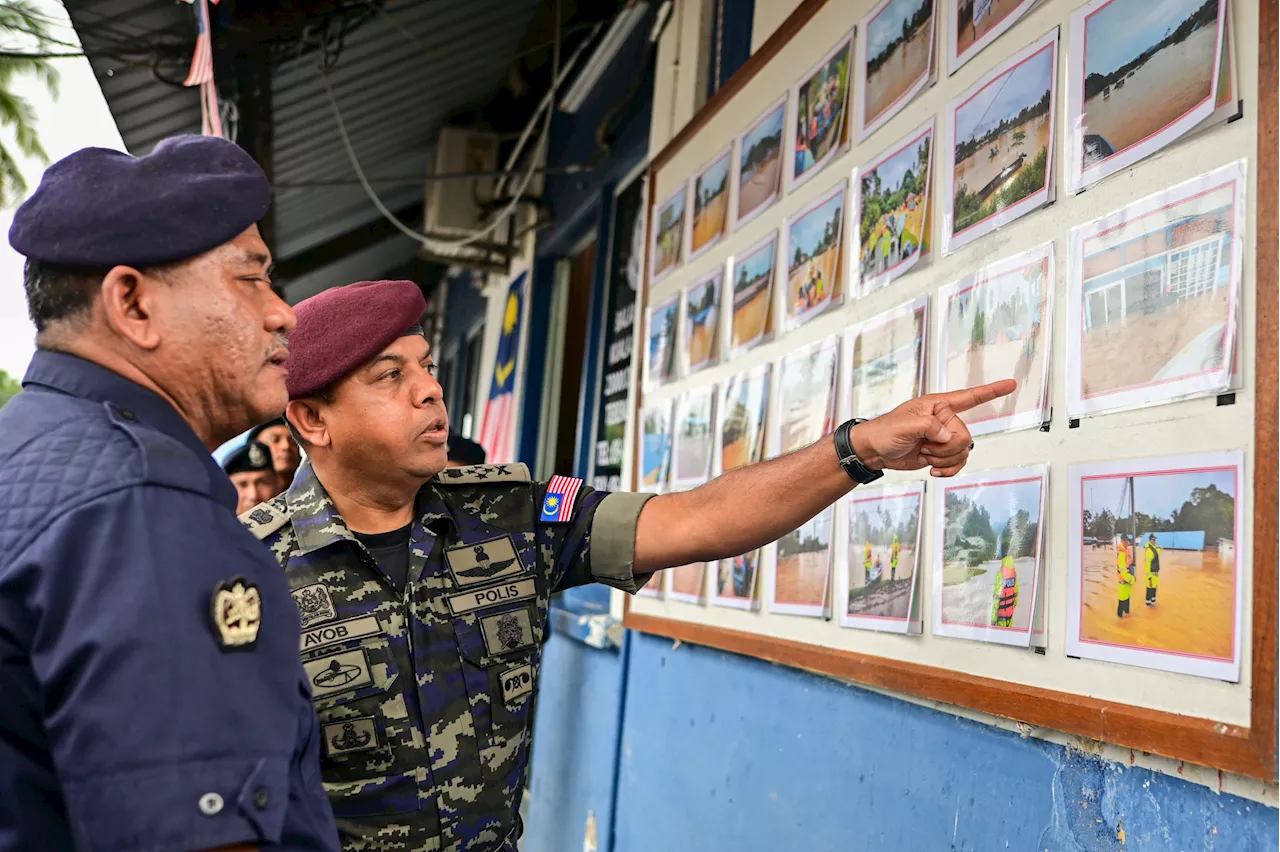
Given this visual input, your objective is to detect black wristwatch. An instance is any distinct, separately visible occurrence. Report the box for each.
[834,418,884,485]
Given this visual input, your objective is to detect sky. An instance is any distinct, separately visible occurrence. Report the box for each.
[955,44,1053,144]
[740,102,784,161]
[955,478,1043,530]
[697,151,730,198]
[868,0,930,61]
[737,238,775,280]
[0,2,126,381]
[869,132,931,194]
[1084,0,1207,77]
[789,192,843,257]
[853,492,921,534]
[1085,468,1236,520]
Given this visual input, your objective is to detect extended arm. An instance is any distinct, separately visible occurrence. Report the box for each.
[634,380,1015,574]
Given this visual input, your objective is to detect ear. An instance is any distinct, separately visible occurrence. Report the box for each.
[286,398,330,449]
[99,265,166,351]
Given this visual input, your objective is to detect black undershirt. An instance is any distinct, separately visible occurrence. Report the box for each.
[353,522,413,590]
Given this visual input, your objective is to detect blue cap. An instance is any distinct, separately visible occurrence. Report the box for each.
[9,135,271,267]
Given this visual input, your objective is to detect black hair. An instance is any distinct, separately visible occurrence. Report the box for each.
[23,259,110,332]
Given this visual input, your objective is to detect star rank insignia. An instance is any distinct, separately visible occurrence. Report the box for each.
[211,576,262,650]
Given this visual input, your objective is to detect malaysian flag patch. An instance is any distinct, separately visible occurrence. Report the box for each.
[540,476,583,523]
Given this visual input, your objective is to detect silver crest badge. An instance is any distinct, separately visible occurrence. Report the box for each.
[211,577,262,649]
[248,443,268,468]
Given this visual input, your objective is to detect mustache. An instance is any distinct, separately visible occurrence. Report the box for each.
[265,333,289,364]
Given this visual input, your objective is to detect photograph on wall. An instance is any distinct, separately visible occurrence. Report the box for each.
[937,243,1052,436]
[783,180,846,331]
[856,0,936,142]
[638,402,673,494]
[689,145,733,259]
[720,364,771,474]
[1067,161,1244,418]
[942,28,1057,255]
[789,32,853,192]
[668,559,709,604]
[683,268,723,375]
[671,386,717,490]
[1066,0,1227,194]
[770,507,834,617]
[776,336,840,458]
[841,482,925,634]
[650,183,687,285]
[845,296,928,421]
[728,231,778,355]
[1199,3,1237,129]
[948,0,1041,73]
[853,119,934,298]
[1067,452,1243,681]
[736,95,787,229]
[714,550,763,610]
[645,293,680,390]
[932,465,1046,647]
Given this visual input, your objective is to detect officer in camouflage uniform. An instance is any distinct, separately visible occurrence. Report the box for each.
[242,279,1012,851]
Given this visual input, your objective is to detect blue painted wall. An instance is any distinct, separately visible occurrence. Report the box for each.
[528,631,1277,852]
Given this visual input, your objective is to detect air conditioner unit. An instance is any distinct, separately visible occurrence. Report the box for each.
[423,127,499,237]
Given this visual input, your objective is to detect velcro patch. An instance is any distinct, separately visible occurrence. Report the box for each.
[540,475,583,523]
[292,583,337,628]
[323,716,379,756]
[239,498,289,540]
[300,614,382,653]
[446,578,537,616]
[479,606,537,656]
[304,648,372,699]
[500,663,535,703]
[437,463,532,485]
[446,536,528,587]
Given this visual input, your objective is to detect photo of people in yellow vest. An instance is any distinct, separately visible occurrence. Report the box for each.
[1071,455,1243,682]
[844,485,923,630]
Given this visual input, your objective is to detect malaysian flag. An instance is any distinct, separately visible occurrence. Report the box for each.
[540,476,583,523]
[180,0,224,138]
[478,273,527,463]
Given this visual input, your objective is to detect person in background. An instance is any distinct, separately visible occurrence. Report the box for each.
[1117,534,1135,618]
[446,430,487,468]
[249,415,302,492]
[225,439,280,515]
[1144,532,1162,607]
[0,135,339,852]
[241,278,1012,852]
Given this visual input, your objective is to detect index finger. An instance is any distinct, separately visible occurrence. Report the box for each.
[936,379,1017,414]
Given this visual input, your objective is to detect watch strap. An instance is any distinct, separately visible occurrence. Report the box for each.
[834,419,884,485]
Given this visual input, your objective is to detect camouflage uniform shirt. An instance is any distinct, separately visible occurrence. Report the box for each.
[241,460,652,852]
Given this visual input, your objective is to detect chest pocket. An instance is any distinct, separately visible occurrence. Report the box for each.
[453,601,543,780]
[300,625,420,819]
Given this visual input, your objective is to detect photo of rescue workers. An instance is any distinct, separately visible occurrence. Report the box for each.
[935,468,1045,646]
[730,233,779,353]
[856,121,933,295]
[1072,0,1225,189]
[690,147,732,258]
[792,35,852,188]
[946,31,1056,250]
[784,182,845,329]
[859,0,935,139]
[845,485,923,629]
[737,97,787,226]
[684,269,722,374]
[1071,455,1241,680]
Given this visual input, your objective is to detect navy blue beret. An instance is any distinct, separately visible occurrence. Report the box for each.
[9,135,271,267]
[222,440,274,476]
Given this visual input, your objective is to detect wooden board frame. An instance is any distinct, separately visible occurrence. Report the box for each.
[625,0,1277,780]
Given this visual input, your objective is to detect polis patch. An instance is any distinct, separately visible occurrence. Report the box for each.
[323,716,379,756]
[292,583,337,628]
[300,614,382,653]
[446,577,537,616]
[479,606,537,656]
[500,663,535,703]
[304,648,372,699]
[445,536,528,587]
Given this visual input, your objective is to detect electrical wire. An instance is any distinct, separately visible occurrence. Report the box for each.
[319,0,567,250]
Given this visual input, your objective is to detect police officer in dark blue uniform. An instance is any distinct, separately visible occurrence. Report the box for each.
[0,136,340,852]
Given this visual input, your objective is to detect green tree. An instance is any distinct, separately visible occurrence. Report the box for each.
[0,368,20,409]
[0,1,62,206]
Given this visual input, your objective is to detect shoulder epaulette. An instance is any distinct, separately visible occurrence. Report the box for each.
[435,462,532,486]
[239,495,291,540]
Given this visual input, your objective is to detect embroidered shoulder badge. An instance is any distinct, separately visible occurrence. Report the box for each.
[239,498,289,540]
[437,463,532,485]
[211,577,262,650]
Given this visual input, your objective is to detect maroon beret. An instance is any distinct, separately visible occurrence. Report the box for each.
[286,280,426,399]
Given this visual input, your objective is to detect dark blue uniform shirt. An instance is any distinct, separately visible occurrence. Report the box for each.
[0,350,340,852]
